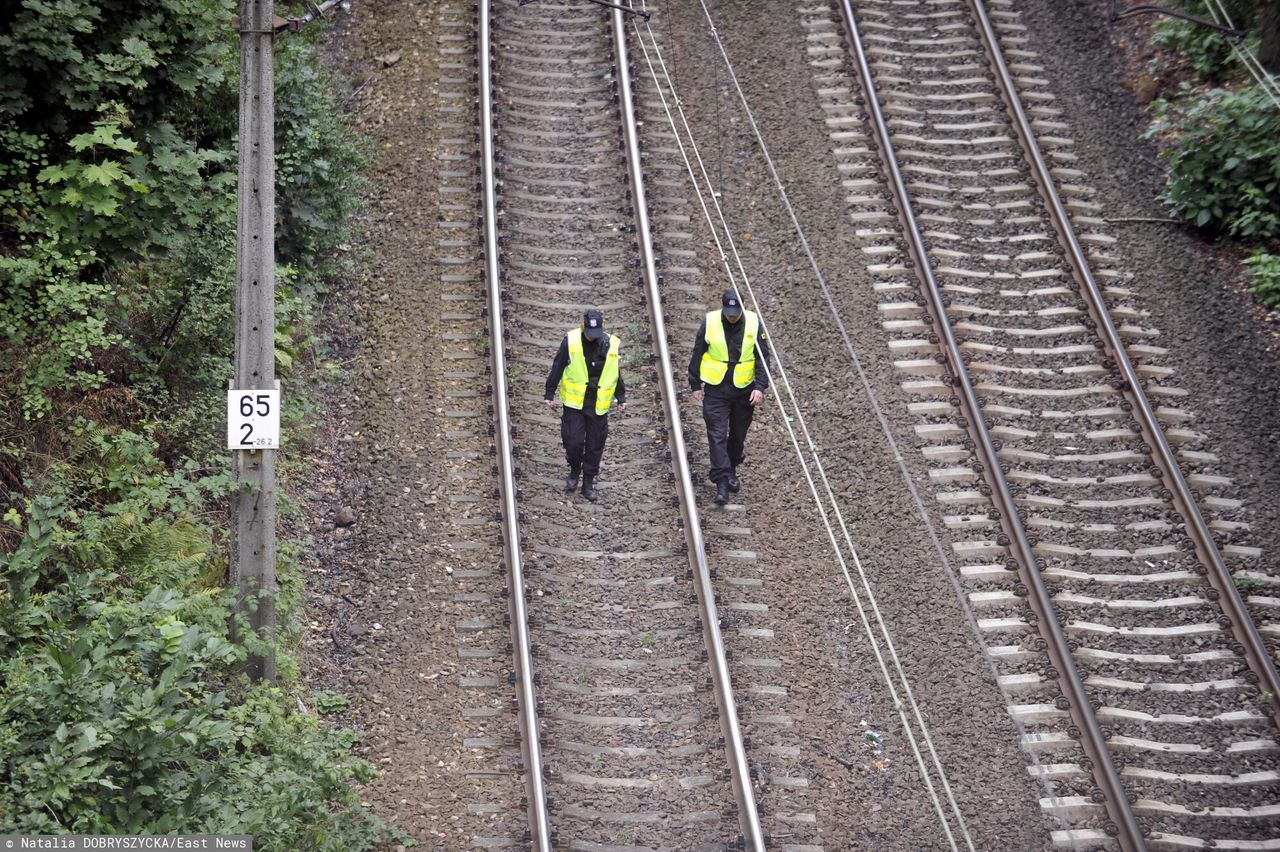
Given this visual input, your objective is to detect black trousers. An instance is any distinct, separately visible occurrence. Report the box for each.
[702,391,754,484]
[561,406,609,477]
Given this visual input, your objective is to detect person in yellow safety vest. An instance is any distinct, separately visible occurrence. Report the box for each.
[544,309,626,502]
[688,289,771,505]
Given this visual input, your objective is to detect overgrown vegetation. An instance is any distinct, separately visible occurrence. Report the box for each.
[1244,250,1280,307]
[1147,84,1280,238]
[1151,14,1236,80]
[0,1,383,844]
[1141,0,1280,308]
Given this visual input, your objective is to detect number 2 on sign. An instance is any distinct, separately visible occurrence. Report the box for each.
[227,389,281,450]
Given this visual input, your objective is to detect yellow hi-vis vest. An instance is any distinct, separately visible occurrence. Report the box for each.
[559,327,621,415]
[700,309,758,389]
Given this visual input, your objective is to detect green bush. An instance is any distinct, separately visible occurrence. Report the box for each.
[0,429,397,847]
[274,35,368,273]
[1153,85,1280,239]
[0,0,364,425]
[1244,250,1280,308]
[1148,0,1271,79]
[312,690,350,715]
[0,574,391,846]
[0,0,381,845]
[0,1,230,135]
[1153,17,1234,79]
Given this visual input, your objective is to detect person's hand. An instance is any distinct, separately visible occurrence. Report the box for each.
[749,389,764,406]
[544,399,554,408]
[692,389,704,403]
[618,401,626,411]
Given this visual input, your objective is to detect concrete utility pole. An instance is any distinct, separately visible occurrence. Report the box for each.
[1260,4,1280,74]
[232,0,278,682]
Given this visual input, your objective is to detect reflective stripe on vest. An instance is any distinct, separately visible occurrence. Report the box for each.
[559,328,621,415]
[699,309,758,389]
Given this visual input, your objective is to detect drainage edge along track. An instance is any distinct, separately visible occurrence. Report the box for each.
[832,2,1146,848]
[479,3,765,847]
[478,1,551,848]
[962,0,1280,730]
[608,6,764,846]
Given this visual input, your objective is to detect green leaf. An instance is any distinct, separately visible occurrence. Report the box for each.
[1160,85,1280,238]
[37,164,72,184]
[83,195,119,216]
[82,161,125,186]
[120,36,153,60]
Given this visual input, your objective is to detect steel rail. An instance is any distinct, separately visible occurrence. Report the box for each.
[833,2,1147,848]
[609,7,766,849]
[478,1,553,848]
[965,0,1280,730]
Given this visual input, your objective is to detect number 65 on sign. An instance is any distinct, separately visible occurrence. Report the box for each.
[227,389,281,450]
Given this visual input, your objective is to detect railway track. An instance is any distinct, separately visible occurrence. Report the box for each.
[784,0,1280,848]
[462,0,766,846]
[406,0,1279,847]
[421,2,529,844]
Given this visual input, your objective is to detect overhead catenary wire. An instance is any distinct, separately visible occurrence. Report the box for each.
[629,6,977,849]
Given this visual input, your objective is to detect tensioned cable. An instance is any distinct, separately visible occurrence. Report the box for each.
[631,0,1084,845]
[1203,0,1280,110]
[625,5,962,844]
[686,4,991,845]
[630,28,961,850]
[629,6,981,849]
[624,18,1064,823]
[1204,0,1280,94]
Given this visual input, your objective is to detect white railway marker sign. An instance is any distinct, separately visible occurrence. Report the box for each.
[227,386,281,450]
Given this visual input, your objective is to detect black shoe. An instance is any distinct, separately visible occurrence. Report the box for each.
[714,482,729,505]
[565,469,580,492]
[726,471,741,493]
[582,477,598,502]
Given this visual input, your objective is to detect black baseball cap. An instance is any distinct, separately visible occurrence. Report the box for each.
[722,289,743,320]
[583,309,606,341]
